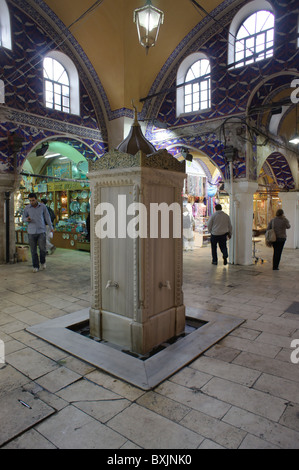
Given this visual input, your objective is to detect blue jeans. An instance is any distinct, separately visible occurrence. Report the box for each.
[28,233,46,269]
[211,234,228,263]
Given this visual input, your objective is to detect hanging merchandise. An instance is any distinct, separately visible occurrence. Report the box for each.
[207,183,217,197]
[15,158,91,251]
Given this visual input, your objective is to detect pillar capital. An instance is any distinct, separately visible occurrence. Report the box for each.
[0,173,22,192]
[225,180,258,197]
[279,191,299,203]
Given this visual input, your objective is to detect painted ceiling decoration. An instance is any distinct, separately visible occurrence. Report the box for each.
[0,0,298,187]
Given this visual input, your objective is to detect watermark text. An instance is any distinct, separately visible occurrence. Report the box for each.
[290,339,299,364]
[95,195,182,239]
[291,79,299,104]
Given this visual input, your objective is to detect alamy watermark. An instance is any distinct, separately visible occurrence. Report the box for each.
[0,339,4,365]
[290,340,299,364]
[286,79,299,364]
[290,79,299,104]
[94,195,182,239]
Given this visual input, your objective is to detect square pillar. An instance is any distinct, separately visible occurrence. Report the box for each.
[279,192,299,249]
[225,181,258,265]
[0,174,20,264]
[88,149,186,355]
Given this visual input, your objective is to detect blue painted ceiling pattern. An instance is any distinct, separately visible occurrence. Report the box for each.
[145,0,298,184]
[0,0,109,173]
[1,4,100,130]
[0,120,107,173]
[266,152,295,190]
[0,0,297,189]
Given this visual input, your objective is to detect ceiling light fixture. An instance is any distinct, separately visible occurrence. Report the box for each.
[36,143,49,157]
[181,148,193,162]
[289,135,299,145]
[44,153,61,159]
[289,104,299,145]
[133,0,164,54]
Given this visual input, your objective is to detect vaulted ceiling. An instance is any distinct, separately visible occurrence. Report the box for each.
[42,0,228,111]
[40,0,299,150]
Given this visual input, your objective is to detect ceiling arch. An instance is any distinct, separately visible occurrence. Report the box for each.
[265,151,295,190]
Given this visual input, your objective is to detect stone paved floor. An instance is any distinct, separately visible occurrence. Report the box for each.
[0,240,299,449]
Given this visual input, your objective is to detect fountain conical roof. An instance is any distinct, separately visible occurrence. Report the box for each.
[117,105,156,156]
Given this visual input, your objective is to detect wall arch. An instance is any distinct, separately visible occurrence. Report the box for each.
[166,143,225,182]
[265,151,295,189]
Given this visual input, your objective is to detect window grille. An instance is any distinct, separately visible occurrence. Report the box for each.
[43,57,70,113]
[184,59,211,113]
[234,10,274,68]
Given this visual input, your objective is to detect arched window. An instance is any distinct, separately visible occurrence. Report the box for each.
[43,51,80,115]
[228,1,274,68]
[176,53,211,116]
[0,0,12,50]
[44,57,70,112]
[234,10,274,67]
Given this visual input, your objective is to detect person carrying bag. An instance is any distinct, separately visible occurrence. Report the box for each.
[265,220,276,247]
[266,209,290,270]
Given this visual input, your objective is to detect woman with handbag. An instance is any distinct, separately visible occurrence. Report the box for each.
[267,209,290,270]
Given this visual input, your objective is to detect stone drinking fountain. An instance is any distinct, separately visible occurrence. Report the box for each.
[28,110,243,389]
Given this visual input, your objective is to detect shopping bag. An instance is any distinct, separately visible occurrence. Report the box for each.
[265,223,276,247]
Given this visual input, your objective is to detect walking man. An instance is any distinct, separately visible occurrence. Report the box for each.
[207,204,232,265]
[23,193,53,272]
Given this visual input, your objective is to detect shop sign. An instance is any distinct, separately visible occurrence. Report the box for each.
[34,183,47,192]
[47,182,89,191]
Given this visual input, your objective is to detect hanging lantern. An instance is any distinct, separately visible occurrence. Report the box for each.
[133,0,164,53]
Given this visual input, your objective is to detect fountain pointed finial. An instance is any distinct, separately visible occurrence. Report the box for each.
[116,99,156,155]
[132,99,139,126]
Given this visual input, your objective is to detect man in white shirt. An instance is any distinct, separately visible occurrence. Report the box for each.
[207,204,232,265]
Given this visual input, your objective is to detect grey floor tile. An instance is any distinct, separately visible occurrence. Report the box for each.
[5,347,59,380]
[36,405,126,449]
[1,243,299,449]
[107,403,204,449]
[0,389,55,447]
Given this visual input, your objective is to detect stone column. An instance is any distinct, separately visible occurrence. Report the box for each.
[279,192,299,249]
[0,173,20,264]
[226,181,258,265]
[88,149,186,355]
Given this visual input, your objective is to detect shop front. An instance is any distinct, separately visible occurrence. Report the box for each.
[15,154,90,252]
[253,172,281,234]
[183,159,209,247]
[253,191,281,233]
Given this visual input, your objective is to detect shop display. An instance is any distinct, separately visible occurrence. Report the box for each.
[15,174,90,251]
[218,195,230,215]
[253,192,281,231]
